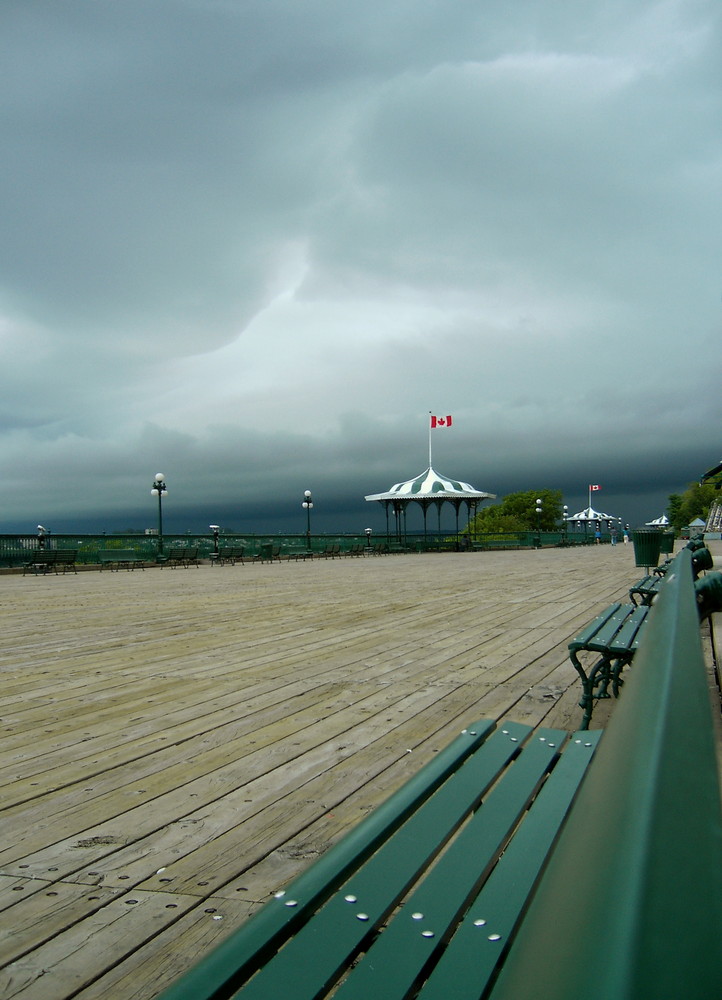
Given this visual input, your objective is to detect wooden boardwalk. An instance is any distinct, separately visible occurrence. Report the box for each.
[0,544,714,998]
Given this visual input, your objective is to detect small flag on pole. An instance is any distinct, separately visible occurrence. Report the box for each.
[430,415,453,428]
[589,484,602,491]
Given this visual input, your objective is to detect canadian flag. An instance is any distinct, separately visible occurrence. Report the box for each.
[430,415,453,428]
[590,484,602,491]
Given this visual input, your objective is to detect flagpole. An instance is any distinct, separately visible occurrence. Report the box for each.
[588,484,591,512]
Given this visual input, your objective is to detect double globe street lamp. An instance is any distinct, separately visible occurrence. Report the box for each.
[302,490,313,551]
[150,473,168,556]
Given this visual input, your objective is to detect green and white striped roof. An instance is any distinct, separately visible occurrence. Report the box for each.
[365,466,495,502]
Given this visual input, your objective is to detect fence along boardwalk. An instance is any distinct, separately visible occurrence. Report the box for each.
[0,546,672,999]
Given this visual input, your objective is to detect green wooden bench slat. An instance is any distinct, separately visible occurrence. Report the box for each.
[156,720,496,1000]
[331,728,574,1000]
[568,603,622,650]
[416,729,603,1000]
[233,722,531,1000]
[608,607,649,656]
[629,575,662,606]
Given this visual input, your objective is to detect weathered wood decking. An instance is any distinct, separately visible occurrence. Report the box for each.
[0,544,716,999]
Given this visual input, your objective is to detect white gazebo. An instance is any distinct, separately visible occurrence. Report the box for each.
[566,505,618,524]
[645,514,670,527]
[365,466,495,542]
[565,505,620,537]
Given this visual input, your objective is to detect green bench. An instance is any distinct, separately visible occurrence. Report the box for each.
[158,722,602,1000]
[471,537,522,551]
[22,549,77,575]
[251,544,282,564]
[568,602,649,728]
[213,546,245,566]
[632,545,714,606]
[163,547,200,568]
[287,550,314,561]
[98,549,145,571]
[654,538,711,577]
[629,574,662,606]
[156,548,722,1000]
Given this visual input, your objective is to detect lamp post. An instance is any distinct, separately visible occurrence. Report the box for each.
[210,524,220,555]
[535,498,542,548]
[37,525,47,550]
[562,504,568,545]
[150,473,168,556]
[302,490,313,551]
[365,527,372,551]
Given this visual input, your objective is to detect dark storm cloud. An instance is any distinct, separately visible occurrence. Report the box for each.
[0,0,720,532]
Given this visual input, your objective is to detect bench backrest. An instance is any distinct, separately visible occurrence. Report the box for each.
[490,548,722,999]
[31,549,76,562]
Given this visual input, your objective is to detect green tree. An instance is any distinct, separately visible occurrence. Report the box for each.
[667,494,683,530]
[466,489,563,534]
[668,482,718,532]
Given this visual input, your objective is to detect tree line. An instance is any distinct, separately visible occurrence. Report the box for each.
[668,482,718,532]
[464,482,719,535]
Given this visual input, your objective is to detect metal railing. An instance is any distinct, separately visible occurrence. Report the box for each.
[0,529,610,567]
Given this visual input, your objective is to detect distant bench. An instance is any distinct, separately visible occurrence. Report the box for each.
[154,546,722,1000]
[212,546,245,566]
[630,545,714,606]
[251,544,282,564]
[162,547,200,569]
[22,549,77,576]
[471,538,523,551]
[98,549,145,571]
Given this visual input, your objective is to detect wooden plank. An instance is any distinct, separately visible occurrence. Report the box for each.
[0,890,199,1000]
[0,877,124,965]
[0,545,668,999]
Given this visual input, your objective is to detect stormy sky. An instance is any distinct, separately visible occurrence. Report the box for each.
[1,0,720,535]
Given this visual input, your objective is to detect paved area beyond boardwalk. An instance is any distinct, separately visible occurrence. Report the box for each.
[0,543,715,998]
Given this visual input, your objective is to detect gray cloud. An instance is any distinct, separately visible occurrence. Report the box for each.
[1,0,720,534]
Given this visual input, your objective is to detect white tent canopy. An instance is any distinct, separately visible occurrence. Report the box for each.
[364,466,495,503]
[645,514,669,527]
[566,505,618,523]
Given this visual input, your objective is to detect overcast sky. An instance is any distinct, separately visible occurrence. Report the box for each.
[1,0,720,535]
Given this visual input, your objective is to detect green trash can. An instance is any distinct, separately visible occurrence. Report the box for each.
[659,530,675,555]
[632,529,663,570]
